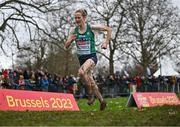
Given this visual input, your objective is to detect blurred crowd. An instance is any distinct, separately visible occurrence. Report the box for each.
[0,68,180,98]
[0,68,78,93]
[96,74,180,97]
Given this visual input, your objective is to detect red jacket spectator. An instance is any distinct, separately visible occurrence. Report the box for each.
[2,69,8,78]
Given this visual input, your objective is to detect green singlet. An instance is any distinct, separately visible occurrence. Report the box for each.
[74,23,96,56]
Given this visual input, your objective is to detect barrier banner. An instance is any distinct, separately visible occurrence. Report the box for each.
[127,92,180,108]
[0,89,79,111]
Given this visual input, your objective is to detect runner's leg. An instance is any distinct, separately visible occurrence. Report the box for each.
[78,59,104,103]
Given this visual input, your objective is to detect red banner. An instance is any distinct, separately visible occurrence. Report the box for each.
[127,92,180,108]
[0,89,79,111]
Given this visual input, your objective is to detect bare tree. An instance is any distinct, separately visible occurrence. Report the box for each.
[120,0,180,74]
[0,0,80,72]
[85,0,125,74]
[40,2,80,75]
[168,18,180,72]
[0,0,72,53]
[17,1,80,75]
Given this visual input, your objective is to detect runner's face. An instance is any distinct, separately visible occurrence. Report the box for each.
[74,12,85,26]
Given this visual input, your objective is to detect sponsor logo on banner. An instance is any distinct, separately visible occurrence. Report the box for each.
[0,89,79,111]
[127,92,180,108]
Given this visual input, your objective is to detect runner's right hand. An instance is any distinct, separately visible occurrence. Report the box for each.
[70,34,77,41]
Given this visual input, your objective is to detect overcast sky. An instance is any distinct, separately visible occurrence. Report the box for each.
[0,0,180,69]
[172,0,180,8]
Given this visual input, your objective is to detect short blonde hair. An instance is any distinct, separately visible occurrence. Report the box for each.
[75,9,87,17]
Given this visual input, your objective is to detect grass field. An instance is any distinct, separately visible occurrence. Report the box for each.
[0,95,179,126]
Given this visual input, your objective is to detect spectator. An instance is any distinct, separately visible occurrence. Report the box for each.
[18,75,25,90]
[2,69,8,79]
[0,75,4,89]
[41,75,49,92]
[23,69,33,90]
[67,75,77,94]
[135,75,142,92]
[170,75,177,92]
[49,74,59,92]
[57,76,64,92]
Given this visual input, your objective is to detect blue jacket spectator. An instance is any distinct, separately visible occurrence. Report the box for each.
[41,75,49,92]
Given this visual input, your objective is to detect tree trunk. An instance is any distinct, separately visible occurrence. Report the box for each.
[109,50,114,74]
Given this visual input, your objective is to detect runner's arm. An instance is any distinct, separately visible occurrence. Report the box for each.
[64,27,76,49]
[91,24,112,49]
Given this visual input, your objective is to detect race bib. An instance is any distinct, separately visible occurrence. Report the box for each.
[76,35,91,55]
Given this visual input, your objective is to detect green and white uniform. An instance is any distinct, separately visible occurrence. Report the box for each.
[74,23,97,65]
